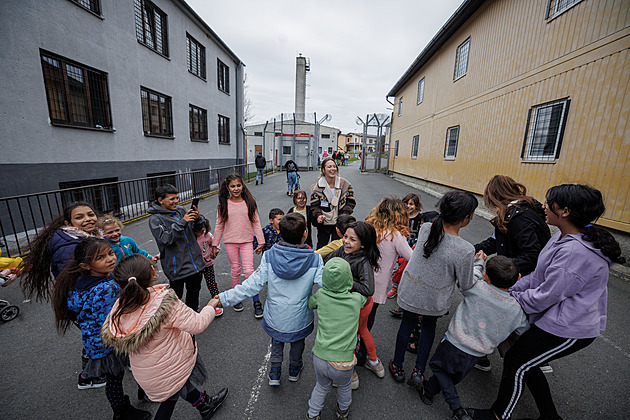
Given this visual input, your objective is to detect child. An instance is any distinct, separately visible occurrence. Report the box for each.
[192,215,223,317]
[99,214,158,264]
[51,238,150,419]
[253,208,284,253]
[148,184,205,311]
[212,174,265,317]
[419,255,529,420]
[325,222,383,381]
[404,193,424,246]
[307,257,366,420]
[216,213,324,386]
[314,214,356,258]
[390,191,478,390]
[287,190,313,248]
[102,254,228,420]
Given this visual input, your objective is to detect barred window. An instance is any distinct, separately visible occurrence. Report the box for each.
[444,126,460,159]
[398,96,403,116]
[411,135,419,158]
[70,0,101,15]
[454,38,470,80]
[40,50,112,129]
[521,99,570,161]
[218,114,230,144]
[134,0,168,57]
[417,78,425,104]
[186,34,206,79]
[189,104,208,141]
[141,87,172,137]
[546,0,583,19]
[217,59,230,93]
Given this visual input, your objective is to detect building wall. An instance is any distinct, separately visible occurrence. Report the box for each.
[389,0,630,232]
[0,0,243,197]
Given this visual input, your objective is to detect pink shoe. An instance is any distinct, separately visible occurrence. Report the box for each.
[215,307,223,317]
[387,287,397,299]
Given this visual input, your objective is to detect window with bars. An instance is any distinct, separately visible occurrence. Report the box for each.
[186,34,206,79]
[398,96,403,116]
[60,177,119,215]
[444,126,460,159]
[218,114,230,144]
[70,0,101,15]
[411,135,419,158]
[40,50,112,129]
[134,0,168,57]
[417,78,425,104]
[454,38,470,80]
[395,140,399,158]
[189,104,208,141]
[521,99,570,161]
[546,0,583,19]
[147,171,176,200]
[217,59,230,93]
[141,87,172,137]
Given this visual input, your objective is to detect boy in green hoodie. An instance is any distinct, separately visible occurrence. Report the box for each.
[307,257,366,420]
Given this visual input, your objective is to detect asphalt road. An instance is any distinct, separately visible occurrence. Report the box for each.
[1,161,629,419]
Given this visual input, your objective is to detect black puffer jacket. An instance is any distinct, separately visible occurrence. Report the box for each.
[475,202,551,276]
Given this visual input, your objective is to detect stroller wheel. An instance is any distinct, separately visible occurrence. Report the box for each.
[1,305,19,322]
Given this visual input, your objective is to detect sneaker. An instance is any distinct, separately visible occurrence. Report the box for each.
[419,380,433,405]
[214,307,223,317]
[387,287,397,299]
[195,388,228,420]
[364,358,385,378]
[307,414,321,420]
[253,301,263,319]
[453,407,473,420]
[539,363,553,374]
[233,302,244,312]
[474,358,491,372]
[336,402,350,420]
[268,366,281,386]
[407,367,423,389]
[388,359,405,382]
[288,362,303,382]
[77,374,106,390]
[256,181,259,185]
[465,408,496,420]
[389,306,403,318]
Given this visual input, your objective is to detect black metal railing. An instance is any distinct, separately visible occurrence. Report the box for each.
[0,162,276,258]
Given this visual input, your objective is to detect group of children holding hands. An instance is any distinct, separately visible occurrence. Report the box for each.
[18,168,624,420]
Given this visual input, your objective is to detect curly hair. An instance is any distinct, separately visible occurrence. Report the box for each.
[483,175,537,234]
[366,196,409,243]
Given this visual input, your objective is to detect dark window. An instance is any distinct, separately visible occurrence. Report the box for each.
[283,146,291,155]
[411,135,419,158]
[186,33,206,79]
[147,171,176,201]
[321,134,330,139]
[189,104,208,141]
[70,0,101,15]
[253,131,263,136]
[521,99,570,161]
[546,0,583,19]
[218,114,230,144]
[395,140,399,158]
[60,177,119,215]
[217,59,230,93]
[454,38,470,80]
[40,50,112,129]
[141,87,172,137]
[134,0,168,57]
[444,126,460,159]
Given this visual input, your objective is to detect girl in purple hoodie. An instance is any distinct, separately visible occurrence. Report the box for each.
[470,184,625,420]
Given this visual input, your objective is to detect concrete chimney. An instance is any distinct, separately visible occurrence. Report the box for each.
[295,55,308,122]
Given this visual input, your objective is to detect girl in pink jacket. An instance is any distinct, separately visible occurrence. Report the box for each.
[102,255,228,420]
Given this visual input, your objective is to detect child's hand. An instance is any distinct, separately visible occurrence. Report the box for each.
[208,298,220,308]
[151,255,159,263]
[211,246,218,257]
[183,208,199,222]
[254,244,264,254]
[475,250,487,260]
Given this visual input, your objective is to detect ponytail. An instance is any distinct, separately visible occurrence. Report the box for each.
[582,226,626,264]
[110,255,154,334]
[423,191,478,258]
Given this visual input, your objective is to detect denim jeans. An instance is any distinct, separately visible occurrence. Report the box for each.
[393,309,439,373]
[256,168,264,183]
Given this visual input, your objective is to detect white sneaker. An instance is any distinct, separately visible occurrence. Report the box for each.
[540,363,553,374]
[364,358,385,378]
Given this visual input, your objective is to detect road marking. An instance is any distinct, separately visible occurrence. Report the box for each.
[599,334,630,358]
[244,343,271,419]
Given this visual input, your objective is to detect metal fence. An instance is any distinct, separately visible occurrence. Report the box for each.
[0,162,275,258]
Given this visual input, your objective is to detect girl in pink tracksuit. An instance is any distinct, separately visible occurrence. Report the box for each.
[102,255,228,420]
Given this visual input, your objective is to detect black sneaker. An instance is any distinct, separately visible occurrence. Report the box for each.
[233,302,244,312]
[195,388,228,420]
[253,301,263,319]
[419,380,433,405]
[474,358,491,372]
[389,306,403,318]
[453,407,473,420]
[77,374,106,390]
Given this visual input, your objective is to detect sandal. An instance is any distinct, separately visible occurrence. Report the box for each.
[388,359,405,382]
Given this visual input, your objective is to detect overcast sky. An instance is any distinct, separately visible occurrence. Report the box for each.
[187,0,465,134]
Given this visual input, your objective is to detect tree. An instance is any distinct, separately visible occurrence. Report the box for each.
[243,72,254,124]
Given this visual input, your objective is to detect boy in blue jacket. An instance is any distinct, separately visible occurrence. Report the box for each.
[217,212,324,386]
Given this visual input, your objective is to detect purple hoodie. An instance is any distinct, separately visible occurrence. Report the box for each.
[510,231,611,339]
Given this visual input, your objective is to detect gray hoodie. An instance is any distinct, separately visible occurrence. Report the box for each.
[148,202,204,281]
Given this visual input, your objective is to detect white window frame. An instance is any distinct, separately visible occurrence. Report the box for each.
[417,78,425,104]
[394,140,399,158]
[521,98,570,162]
[411,135,419,159]
[546,0,583,20]
[398,96,403,116]
[444,126,460,159]
[453,38,470,80]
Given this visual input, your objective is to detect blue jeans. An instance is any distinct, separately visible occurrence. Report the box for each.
[270,338,305,368]
[287,172,298,192]
[256,168,264,183]
[393,309,439,373]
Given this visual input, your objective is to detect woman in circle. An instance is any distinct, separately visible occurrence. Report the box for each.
[469,184,625,420]
[310,157,356,250]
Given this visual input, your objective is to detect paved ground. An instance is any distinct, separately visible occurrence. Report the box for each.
[1,161,629,419]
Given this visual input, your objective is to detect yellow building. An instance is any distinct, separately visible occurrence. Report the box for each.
[387,0,630,233]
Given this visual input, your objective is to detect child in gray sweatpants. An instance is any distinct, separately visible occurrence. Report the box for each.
[419,255,530,420]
